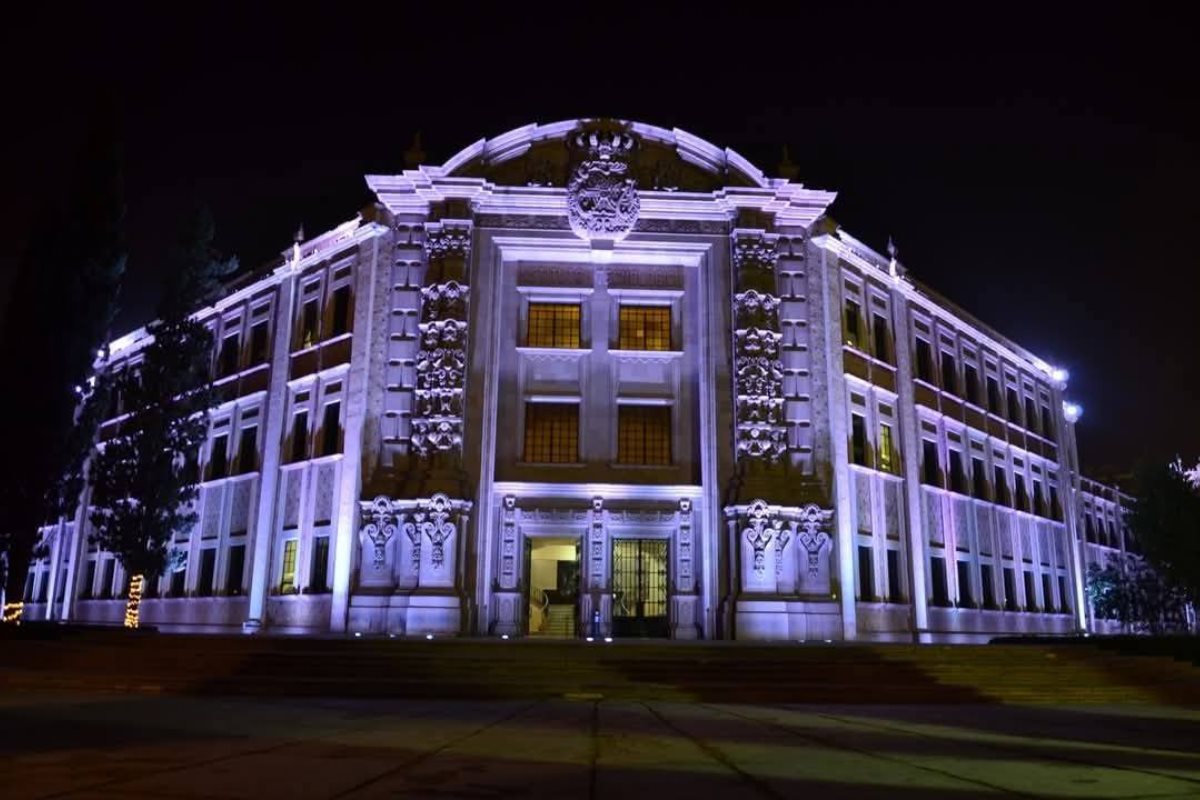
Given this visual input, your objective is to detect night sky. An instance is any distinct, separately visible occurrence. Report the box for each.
[2,6,1196,477]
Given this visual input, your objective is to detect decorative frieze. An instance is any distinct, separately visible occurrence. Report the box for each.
[727,499,835,594]
[357,493,472,586]
[731,232,787,462]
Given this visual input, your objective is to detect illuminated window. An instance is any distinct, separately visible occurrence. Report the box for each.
[843,298,862,349]
[526,303,581,348]
[617,405,671,465]
[523,403,579,463]
[280,540,298,593]
[618,306,671,351]
[879,424,895,474]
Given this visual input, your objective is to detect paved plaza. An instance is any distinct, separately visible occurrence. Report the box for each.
[2,693,1199,799]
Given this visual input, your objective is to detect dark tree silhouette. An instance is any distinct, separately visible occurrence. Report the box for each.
[1127,459,1200,615]
[0,121,125,623]
[87,207,237,627]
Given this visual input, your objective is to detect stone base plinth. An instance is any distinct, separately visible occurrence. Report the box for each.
[734,598,842,641]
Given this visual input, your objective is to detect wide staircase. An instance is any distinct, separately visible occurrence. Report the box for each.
[4,631,1200,705]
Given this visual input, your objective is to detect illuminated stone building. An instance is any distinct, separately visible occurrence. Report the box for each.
[15,119,1131,641]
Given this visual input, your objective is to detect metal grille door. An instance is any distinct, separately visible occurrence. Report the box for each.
[611,538,669,638]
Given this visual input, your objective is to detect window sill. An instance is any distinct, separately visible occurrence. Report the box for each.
[609,348,683,359]
[516,346,590,356]
[518,461,588,468]
[608,462,675,470]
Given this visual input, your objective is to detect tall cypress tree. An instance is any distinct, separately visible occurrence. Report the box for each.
[87,207,237,627]
[0,121,125,622]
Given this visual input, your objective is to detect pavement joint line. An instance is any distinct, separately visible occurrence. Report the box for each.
[815,710,1200,789]
[640,701,790,800]
[325,699,543,799]
[588,700,600,800]
[32,711,372,800]
[707,703,1033,798]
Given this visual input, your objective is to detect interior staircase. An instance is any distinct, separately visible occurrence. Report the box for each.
[530,603,577,639]
[4,631,1200,705]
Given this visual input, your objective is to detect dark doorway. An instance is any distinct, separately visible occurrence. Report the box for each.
[612,538,669,638]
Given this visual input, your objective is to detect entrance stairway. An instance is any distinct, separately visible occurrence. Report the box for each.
[531,603,576,639]
[4,632,1200,705]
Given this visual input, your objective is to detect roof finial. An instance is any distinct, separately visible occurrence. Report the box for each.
[292,224,304,267]
[777,146,799,181]
[887,236,899,279]
[404,132,425,168]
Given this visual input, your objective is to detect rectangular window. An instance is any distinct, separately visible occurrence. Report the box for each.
[986,376,1002,414]
[1003,567,1017,611]
[956,560,973,607]
[523,402,579,463]
[878,424,895,474]
[1024,570,1037,610]
[100,560,115,599]
[1042,573,1054,612]
[851,413,868,467]
[963,363,980,405]
[310,536,330,593]
[617,405,671,466]
[922,440,940,486]
[219,333,240,377]
[618,306,671,351]
[1049,486,1061,520]
[249,320,270,364]
[940,351,958,394]
[1006,387,1021,424]
[1024,397,1039,434]
[300,298,320,348]
[872,314,891,362]
[237,425,258,474]
[930,556,950,607]
[330,285,352,336]
[226,544,245,595]
[857,545,874,600]
[170,567,186,597]
[1033,481,1046,517]
[182,448,200,485]
[320,402,341,457]
[981,564,996,609]
[993,466,1009,506]
[83,560,96,599]
[886,549,902,601]
[844,298,862,349]
[1015,474,1029,512]
[972,457,988,500]
[197,548,216,597]
[291,410,309,463]
[948,450,966,494]
[526,303,581,348]
[1042,405,1056,440]
[209,433,229,480]
[915,338,934,383]
[280,539,298,594]
[1057,576,1070,612]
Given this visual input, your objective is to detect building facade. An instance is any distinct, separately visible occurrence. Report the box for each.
[15,119,1131,642]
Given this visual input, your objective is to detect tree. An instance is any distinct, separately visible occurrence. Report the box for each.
[1086,558,1191,634]
[1127,459,1200,615]
[87,208,237,628]
[0,119,125,623]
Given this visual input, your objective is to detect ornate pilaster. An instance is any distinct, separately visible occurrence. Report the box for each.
[492,494,522,636]
[730,232,787,465]
[410,222,472,464]
[581,496,611,637]
[672,498,700,639]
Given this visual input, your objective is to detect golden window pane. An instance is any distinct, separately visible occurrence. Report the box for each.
[523,403,579,463]
[280,540,298,593]
[618,306,671,351]
[879,424,895,473]
[617,405,671,465]
[527,303,581,348]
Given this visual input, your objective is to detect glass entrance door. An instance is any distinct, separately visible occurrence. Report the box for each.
[525,537,580,638]
[611,538,669,638]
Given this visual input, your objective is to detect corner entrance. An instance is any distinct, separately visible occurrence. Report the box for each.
[612,538,669,638]
[525,538,580,638]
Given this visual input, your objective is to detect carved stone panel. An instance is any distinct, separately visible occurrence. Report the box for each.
[566,123,640,242]
[730,233,787,462]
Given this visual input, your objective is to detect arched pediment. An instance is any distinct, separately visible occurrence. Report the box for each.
[437,119,770,192]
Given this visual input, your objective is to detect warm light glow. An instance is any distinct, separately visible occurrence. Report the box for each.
[123,574,144,629]
[2,601,24,625]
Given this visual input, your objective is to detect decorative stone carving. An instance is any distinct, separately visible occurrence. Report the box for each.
[731,234,787,462]
[500,495,518,590]
[677,498,694,590]
[412,227,472,458]
[589,497,606,590]
[420,494,457,570]
[797,503,834,577]
[400,516,421,574]
[775,527,791,579]
[741,499,781,575]
[566,123,640,242]
[360,496,399,569]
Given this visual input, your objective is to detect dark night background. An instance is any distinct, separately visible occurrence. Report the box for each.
[1,5,1196,478]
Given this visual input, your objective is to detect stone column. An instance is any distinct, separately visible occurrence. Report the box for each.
[492,495,522,635]
[1056,399,1088,632]
[671,498,700,639]
[889,282,931,641]
[583,497,611,637]
[244,271,297,633]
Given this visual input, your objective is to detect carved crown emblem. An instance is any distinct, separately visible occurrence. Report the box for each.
[566,120,640,243]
